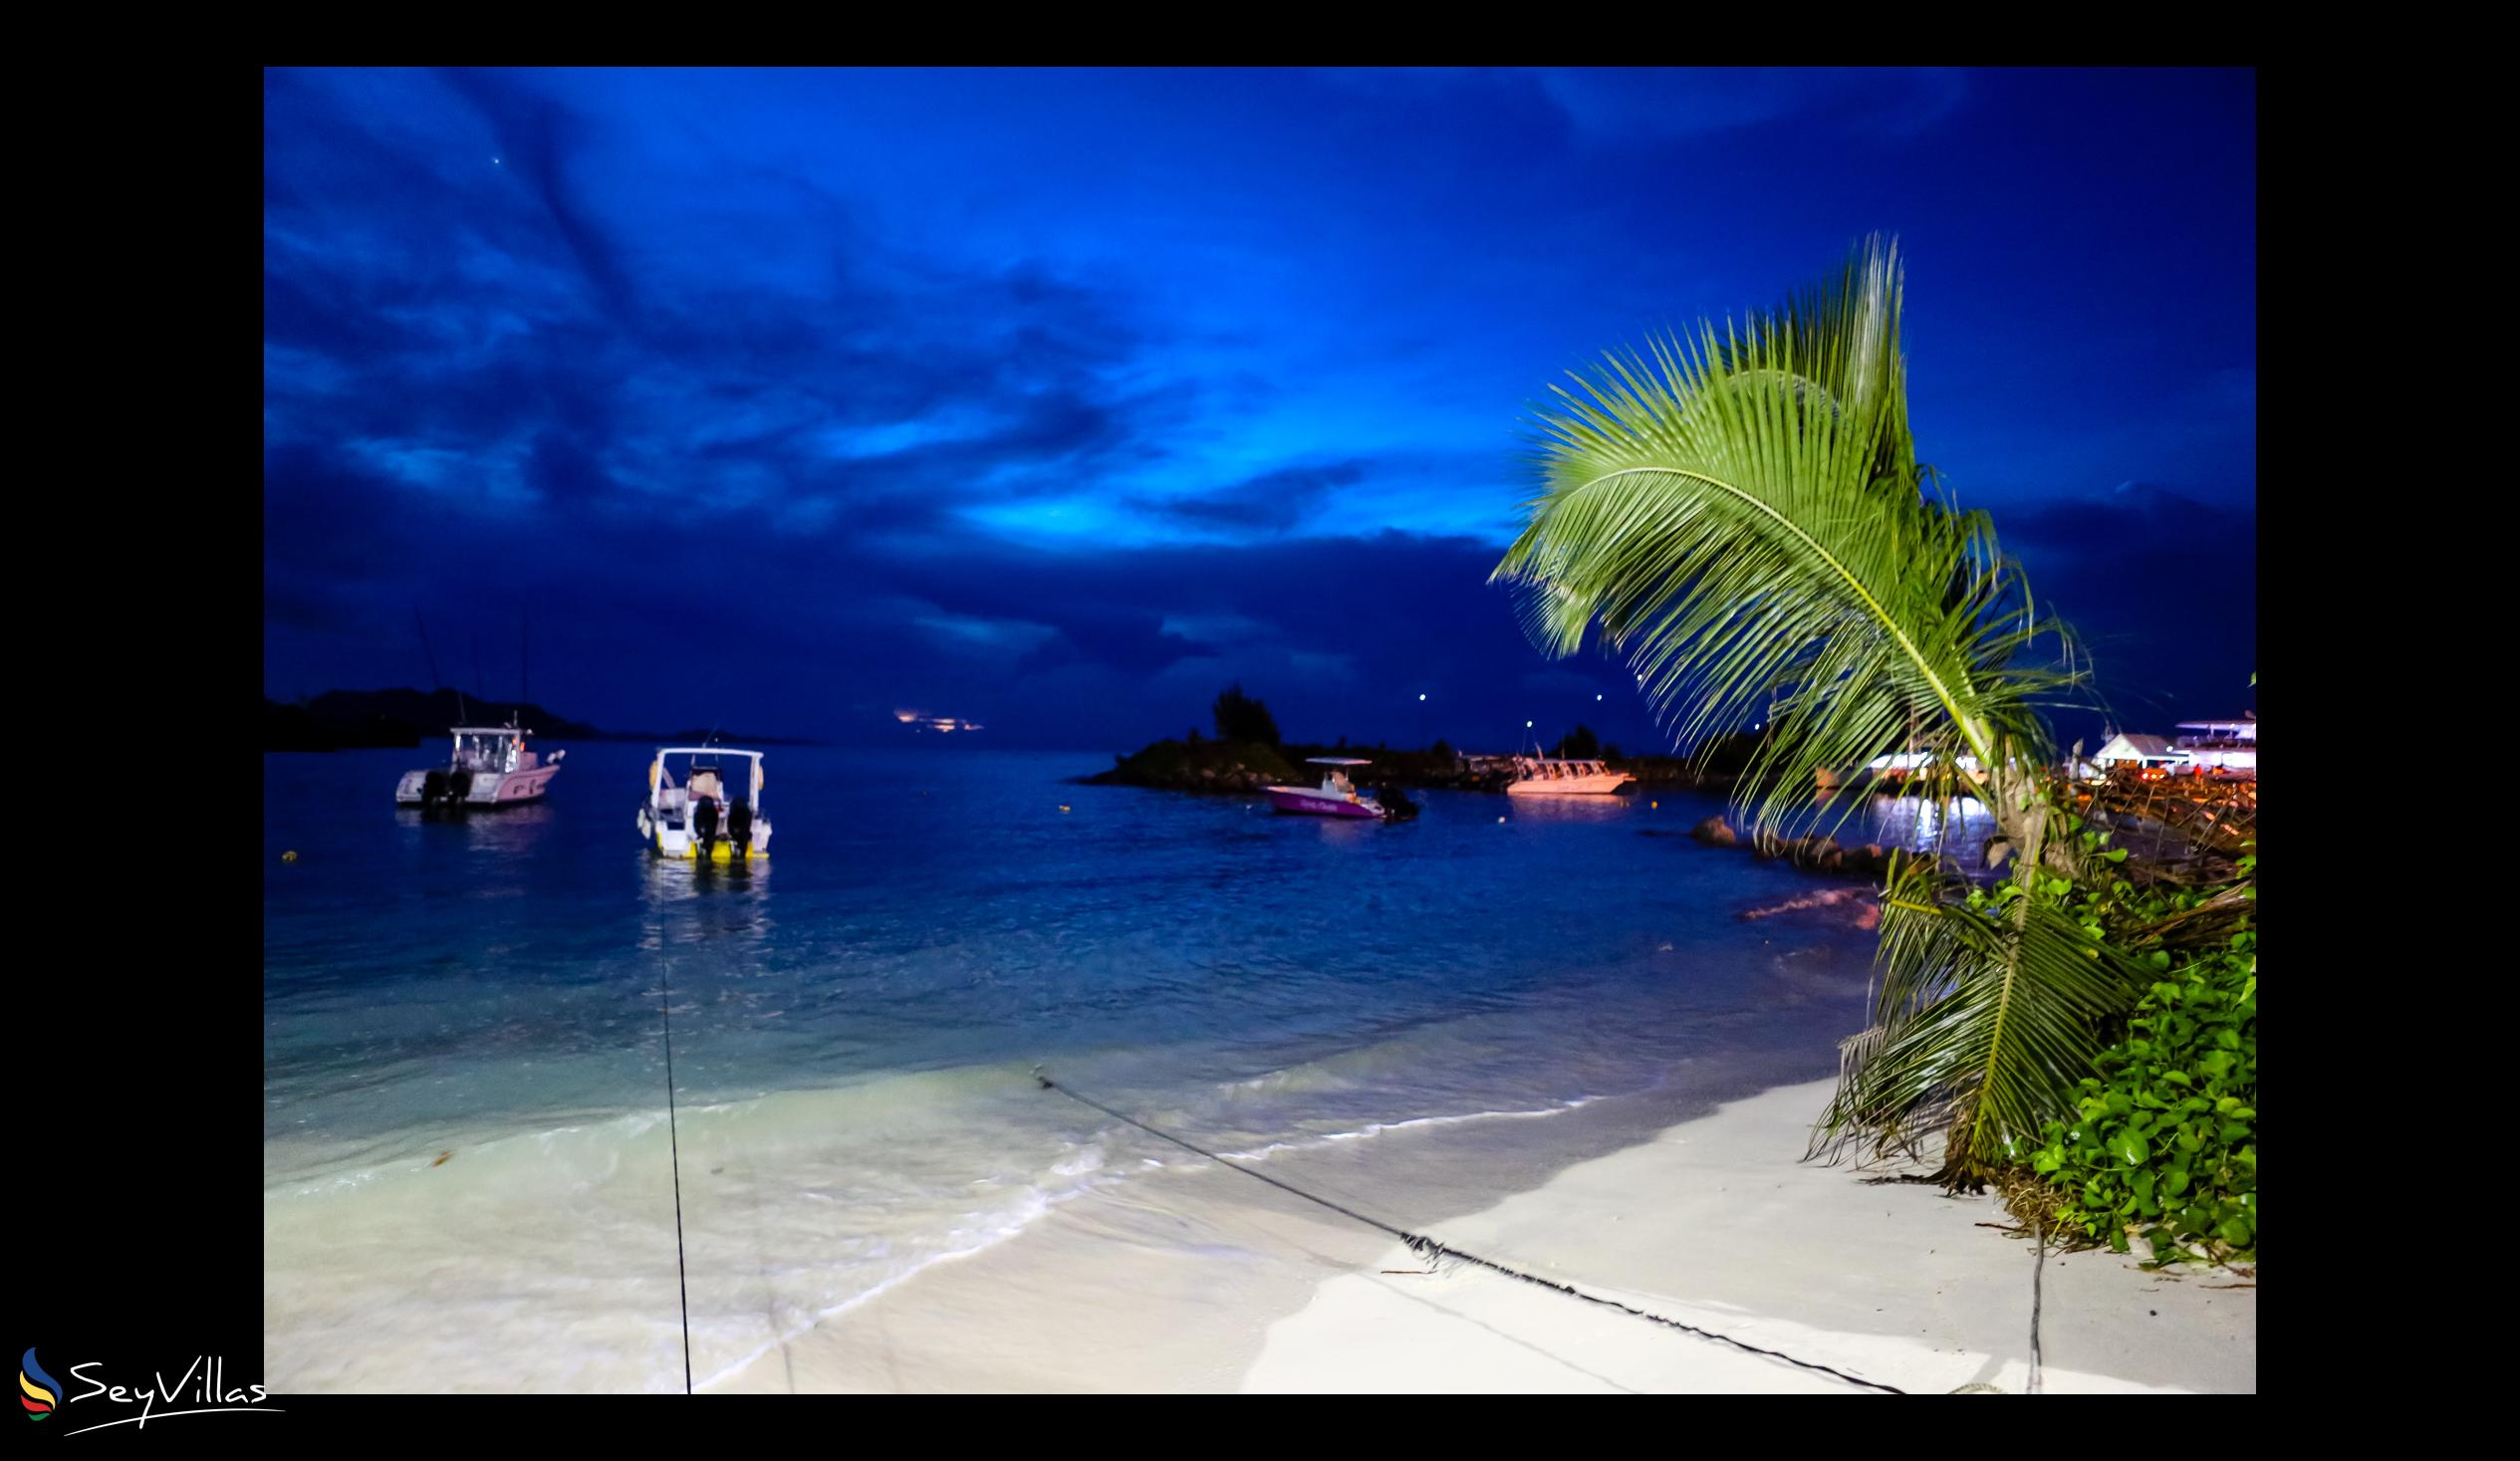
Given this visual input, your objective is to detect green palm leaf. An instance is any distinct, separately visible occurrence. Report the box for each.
[1491,236,2076,844]
[1815,858,2140,1177]
[1493,237,2123,1175]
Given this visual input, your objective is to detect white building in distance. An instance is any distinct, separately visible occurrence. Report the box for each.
[2091,714,2256,780]
[2172,715,2256,777]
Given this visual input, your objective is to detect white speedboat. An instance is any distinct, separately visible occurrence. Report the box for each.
[394,719,565,809]
[1502,756,1634,797]
[637,747,772,861]
[1263,757,1393,820]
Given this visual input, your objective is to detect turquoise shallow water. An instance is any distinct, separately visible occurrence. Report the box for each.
[264,743,1913,1390]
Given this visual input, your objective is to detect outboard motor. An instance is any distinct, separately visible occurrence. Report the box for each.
[1376,784,1420,822]
[420,768,447,808]
[726,799,754,856]
[693,796,721,857]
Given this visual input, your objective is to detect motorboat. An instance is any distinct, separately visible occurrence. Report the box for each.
[1502,756,1634,797]
[394,719,565,809]
[637,747,771,861]
[1262,757,1394,820]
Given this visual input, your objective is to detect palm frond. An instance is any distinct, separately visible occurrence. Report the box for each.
[1817,858,2140,1177]
[1496,238,2126,1180]
[1490,236,2078,843]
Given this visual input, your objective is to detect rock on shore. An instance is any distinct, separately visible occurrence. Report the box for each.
[1690,816,1918,881]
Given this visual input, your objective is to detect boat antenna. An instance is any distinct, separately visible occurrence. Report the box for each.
[520,607,530,712]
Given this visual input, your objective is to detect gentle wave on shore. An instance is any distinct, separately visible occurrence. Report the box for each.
[266,744,1881,1391]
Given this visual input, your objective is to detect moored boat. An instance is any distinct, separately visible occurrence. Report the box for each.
[637,747,772,861]
[1263,757,1392,820]
[394,719,565,809]
[1501,756,1634,797]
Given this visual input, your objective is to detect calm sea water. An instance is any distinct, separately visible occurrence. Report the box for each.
[264,744,1963,1391]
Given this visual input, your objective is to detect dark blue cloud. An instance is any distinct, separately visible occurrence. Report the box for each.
[265,67,2254,750]
[1132,462,1369,536]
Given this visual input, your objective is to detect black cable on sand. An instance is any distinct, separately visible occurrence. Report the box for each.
[660,966,694,1394]
[1035,1071,1907,1394]
[2029,1220,2047,1395]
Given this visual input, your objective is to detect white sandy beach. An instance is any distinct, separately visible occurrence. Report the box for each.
[709,1078,2253,1394]
[1247,1080,2254,1393]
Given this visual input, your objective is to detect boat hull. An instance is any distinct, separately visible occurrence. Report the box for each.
[1263,787,1386,820]
[638,806,771,859]
[395,764,562,808]
[1504,773,1634,797]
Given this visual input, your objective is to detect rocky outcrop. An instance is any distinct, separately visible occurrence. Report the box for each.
[1685,819,1929,883]
[1080,738,1299,793]
[1085,739,1525,794]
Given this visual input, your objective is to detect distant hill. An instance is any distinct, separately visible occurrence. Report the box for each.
[262,688,818,751]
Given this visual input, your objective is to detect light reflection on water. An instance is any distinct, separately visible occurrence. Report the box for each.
[1855,794,1998,865]
[1496,794,1635,823]
[1762,790,2002,872]
[638,853,773,953]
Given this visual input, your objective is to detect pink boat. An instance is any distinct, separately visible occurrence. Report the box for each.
[394,720,566,809]
[1262,757,1391,820]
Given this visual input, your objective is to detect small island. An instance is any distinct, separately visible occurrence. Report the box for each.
[1083,683,1749,796]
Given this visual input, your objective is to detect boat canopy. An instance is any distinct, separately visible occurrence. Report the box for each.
[1306,757,1374,766]
[650,747,767,808]
[655,746,764,763]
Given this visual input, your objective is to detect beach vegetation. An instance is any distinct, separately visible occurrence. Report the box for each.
[2008,856,2256,1262]
[1492,237,2232,1193]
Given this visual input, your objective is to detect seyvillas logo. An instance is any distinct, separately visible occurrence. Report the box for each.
[21,1349,60,1421]
[22,1350,279,1435]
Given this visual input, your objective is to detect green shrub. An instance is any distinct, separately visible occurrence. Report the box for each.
[2027,927,2256,1266]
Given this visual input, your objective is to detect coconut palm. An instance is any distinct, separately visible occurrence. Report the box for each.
[1492,237,2132,1182]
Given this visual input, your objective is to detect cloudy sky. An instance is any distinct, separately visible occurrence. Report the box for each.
[265,67,2254,752]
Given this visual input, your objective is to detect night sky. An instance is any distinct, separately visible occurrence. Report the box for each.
[265,68,2255,754]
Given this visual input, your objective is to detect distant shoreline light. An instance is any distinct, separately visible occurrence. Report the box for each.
[893,708,985,734]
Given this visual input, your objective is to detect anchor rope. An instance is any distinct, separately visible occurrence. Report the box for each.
[1035,1072,1908,1394]
[2029,1219,2046,1395]
[659,965,694,1394]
